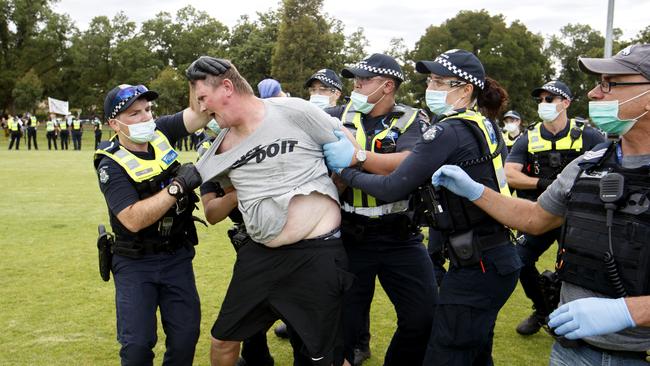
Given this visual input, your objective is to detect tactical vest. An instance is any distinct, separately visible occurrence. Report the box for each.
[340,101,420,217]
[72,120,81,130]
[557,141,650,297]
[433,109,512,234]
[503,131,519,151]
[94,130,198,250]
[46,121,55,132]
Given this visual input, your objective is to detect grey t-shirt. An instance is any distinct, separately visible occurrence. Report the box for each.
[196,97,342,244]
[538,147,650,352]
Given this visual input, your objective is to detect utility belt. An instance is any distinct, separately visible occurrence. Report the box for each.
[445,228,511,268]
[112,236,194,258]
[341,211,417,242]
[227,223,255,252]
[557,337,650,363]
[341,200,409,217]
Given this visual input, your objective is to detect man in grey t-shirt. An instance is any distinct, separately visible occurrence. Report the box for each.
[431,44,650,365]
[186,56,351,366]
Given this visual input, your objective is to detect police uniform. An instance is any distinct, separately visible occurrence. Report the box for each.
[59,118,69,150]
[502,110,522,153]
[337,50,523,365]
[72,117,82,150]
[26,115,38,150]
[506,81,605,332]
[329,53,437,365]
[95,86,200,366]
[93,119,103,149]
[7,116,21,150]
[46,118,58,150]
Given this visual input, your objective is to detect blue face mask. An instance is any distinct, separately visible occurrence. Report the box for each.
[425,90,455,115]
[350,81,386,114]
[206,119,221,134]
[589,89,650,136]
[309,94,331,109]
[537,103,562,123]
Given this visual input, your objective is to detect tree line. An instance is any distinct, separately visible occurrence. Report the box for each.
[1,0,648,122]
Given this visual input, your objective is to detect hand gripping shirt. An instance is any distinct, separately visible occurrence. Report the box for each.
[196,97,342,244]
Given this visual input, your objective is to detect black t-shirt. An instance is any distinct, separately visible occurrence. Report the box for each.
[340,115,507,202]
[506,121,606,165]
[96,112,188,216]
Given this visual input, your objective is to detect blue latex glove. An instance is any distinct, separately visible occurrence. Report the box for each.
[548,297,636,340]
[431,165,484,201]
[324,130,354,173]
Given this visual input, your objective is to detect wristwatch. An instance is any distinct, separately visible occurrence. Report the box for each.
[355,149,367,170]
[167,181,184,198]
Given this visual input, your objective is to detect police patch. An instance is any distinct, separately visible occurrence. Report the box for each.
[99,167,109,184]
[423,125,442,142]
[162,150,178,165]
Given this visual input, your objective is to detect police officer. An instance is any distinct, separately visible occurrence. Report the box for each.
[325,49,522,365]
[94,83,208,365]
[431,43,650,366]
[502,110,522,152]
[7,114,22,150]
[305,69,343,109]
[324,53,437,365]
[26,113,38,150]
[59,116,70,150]
[71,116,82,150]
[504,80,605,335]
[46,114,58,150]
[93,116,102,149]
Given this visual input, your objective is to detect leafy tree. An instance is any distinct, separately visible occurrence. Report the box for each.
[271,0,345,97]
[149,67,187,117]
[410,10,551,123]
[12,68,43,112]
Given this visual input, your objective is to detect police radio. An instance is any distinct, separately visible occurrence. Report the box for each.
[599,172,628,297]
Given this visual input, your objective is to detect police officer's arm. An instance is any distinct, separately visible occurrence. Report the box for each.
[353,151,411,176]
[627,296,650,327]
[201,188,237,225]
[115,191,178,233]
[504,133,539,189]
[182,84,211,133]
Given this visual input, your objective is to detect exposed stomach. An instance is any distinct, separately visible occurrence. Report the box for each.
[265,192,341,247]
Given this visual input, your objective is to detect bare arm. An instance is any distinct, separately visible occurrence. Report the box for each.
[626,296,650,327]
[339,126,412,176]
[183,83,211,133]
[115,189,177,233]
[473,187,564,235]
[505,162,539,190]
[201,188,238,225]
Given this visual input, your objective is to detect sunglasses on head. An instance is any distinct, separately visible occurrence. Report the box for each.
[110,85,149,118]
[534,95,561,103]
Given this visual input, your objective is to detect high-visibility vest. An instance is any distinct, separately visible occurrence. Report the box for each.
[46,121,55,132]
[72,120,81,130]
[8,118,19,131]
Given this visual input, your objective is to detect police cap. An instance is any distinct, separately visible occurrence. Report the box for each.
[416,49,486,90]
[342,53,404,82]
[532,80,572,101]
[304,69,343,91]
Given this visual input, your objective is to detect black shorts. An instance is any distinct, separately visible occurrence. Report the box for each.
[211,231,353,362]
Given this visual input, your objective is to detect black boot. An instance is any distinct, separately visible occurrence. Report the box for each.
[516,310,546,335]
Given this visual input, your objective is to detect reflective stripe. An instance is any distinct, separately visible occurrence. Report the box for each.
[528,119,583,153]
[342,200,409,217]
[441,110,512,197]
[94,130,179,183]
[342,101,420,209]
[46,121,55,131]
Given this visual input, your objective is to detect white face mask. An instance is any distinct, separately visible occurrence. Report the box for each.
[117,118,156,144]
[538,103,562,123]
[503,122,519,134]
[309,94,331,109]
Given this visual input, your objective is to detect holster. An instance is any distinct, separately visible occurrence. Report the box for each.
[447,230,481,267]
[227,224,254,252]
[97,224,114,282]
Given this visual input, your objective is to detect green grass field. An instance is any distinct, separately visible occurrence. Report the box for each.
[0,130,554,365]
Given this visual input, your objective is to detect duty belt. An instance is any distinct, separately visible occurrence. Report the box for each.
[342,200,409,217]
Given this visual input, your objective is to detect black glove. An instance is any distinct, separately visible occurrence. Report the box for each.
[536,178,554,191]
[173,163,202,192]
[186,56,231,80]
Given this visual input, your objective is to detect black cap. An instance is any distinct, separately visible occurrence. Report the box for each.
[579,44,650,81]
[503,110,521,120]
[304,69,343,91]
[341,53,404,81]
[104,84,158,120]
[416,49,486,90]
[531,80,572,100]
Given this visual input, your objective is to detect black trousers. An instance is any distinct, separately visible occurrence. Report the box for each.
[27,127,38,150]
[47,131,58,150]
[8,131,20,149]
[72,130,82,150]
[60,131,69,149]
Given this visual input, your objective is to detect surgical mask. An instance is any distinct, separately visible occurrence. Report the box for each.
[350,81,386,114]
[503,122,519,134]
[425,89,463,115]
[589,89,650,136]
[309,94,331,109]
[117,118,156,144]
[537,103,562,123]
[206,119,221,134]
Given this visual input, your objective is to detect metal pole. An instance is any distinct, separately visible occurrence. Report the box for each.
[604,0,615,57]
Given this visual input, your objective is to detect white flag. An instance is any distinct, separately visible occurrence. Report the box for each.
[48,97,69,115]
